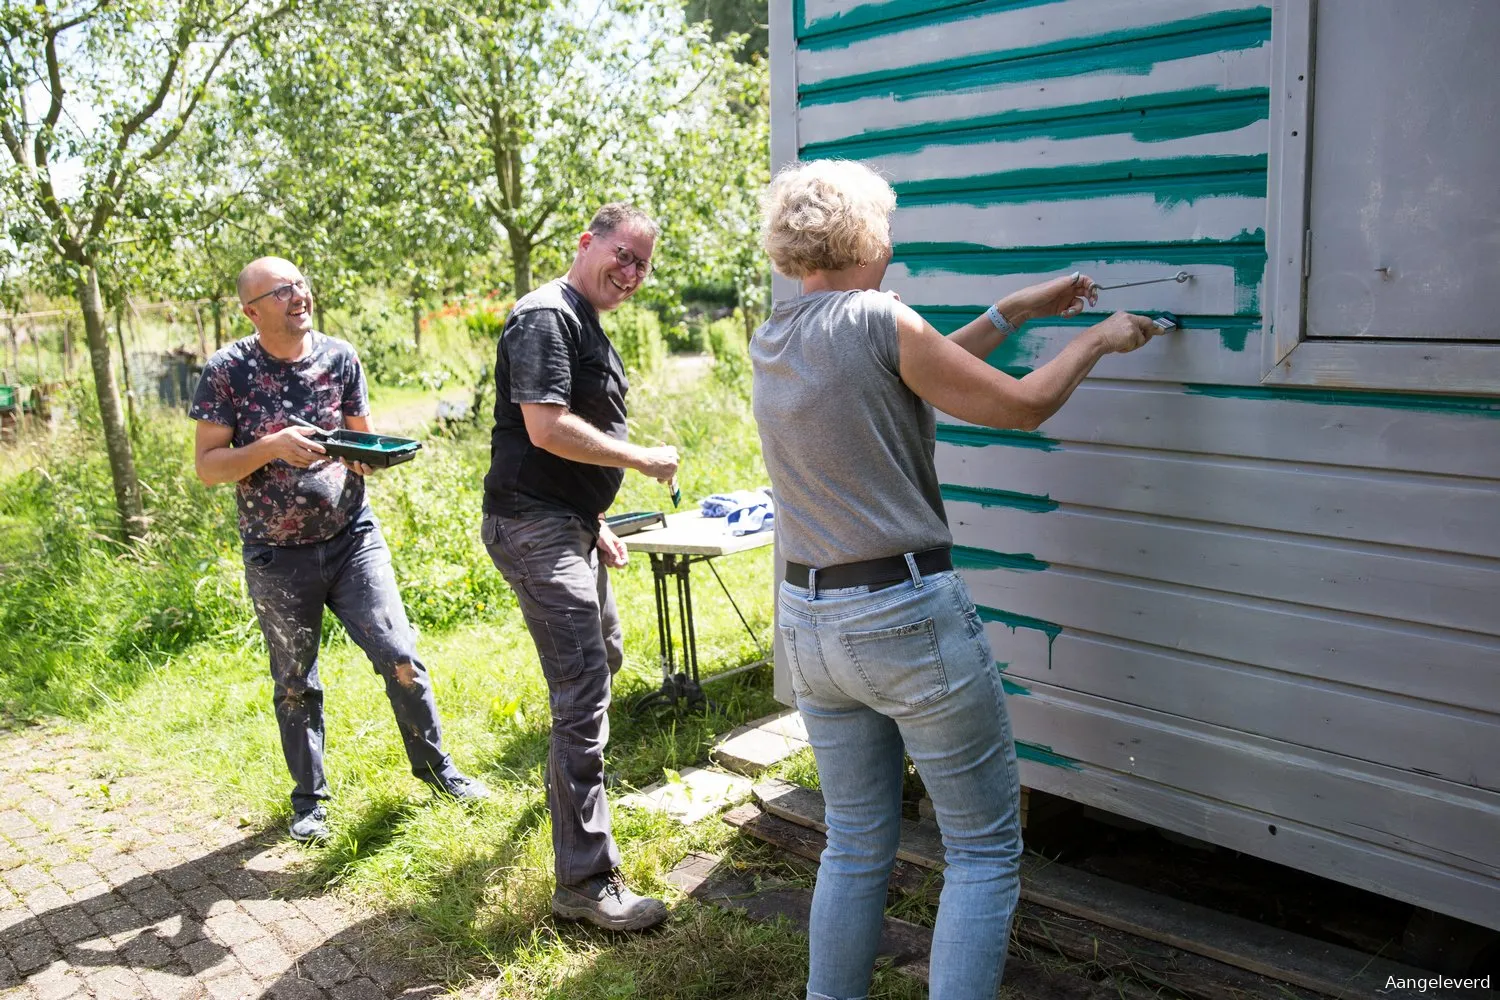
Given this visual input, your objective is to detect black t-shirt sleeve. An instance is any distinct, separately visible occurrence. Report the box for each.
[504,308,574,406]
[188,356,236,428]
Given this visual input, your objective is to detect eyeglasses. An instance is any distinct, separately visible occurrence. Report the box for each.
[608,245,655,279]
[244,278,311,307]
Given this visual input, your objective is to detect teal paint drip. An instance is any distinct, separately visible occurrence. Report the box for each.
[936,423,1061,451]
[801,11,1271,100]
[894,154,1267,208]
[975,605,1061,670]
[799,89,1270,161]
[1016,741,1083,770]
[1184,384,1500,418]
[952,546,1049,573]
[940,484,1059,513]
[895,235,1268,316]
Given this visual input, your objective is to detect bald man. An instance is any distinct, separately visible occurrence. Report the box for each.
[190,257,487,844]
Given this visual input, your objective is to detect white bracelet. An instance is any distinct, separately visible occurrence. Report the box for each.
[986,303,1015,335]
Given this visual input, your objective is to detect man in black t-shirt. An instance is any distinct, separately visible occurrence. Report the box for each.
[193,256,488,845]
[482,204,678,931]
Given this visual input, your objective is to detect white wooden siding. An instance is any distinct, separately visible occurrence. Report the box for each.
[776,0,1500,930]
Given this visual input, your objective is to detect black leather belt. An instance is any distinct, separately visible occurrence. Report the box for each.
[785,547,952,592]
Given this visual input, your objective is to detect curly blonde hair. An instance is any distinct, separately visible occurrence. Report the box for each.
[761,160,896,279]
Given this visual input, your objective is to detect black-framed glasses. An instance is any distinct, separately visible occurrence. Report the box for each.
[244,278,311,306]
[609,245,655,279]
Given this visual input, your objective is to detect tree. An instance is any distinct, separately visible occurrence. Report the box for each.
[319,0,755,300]
[0,0,290,538]
[686,0,766,62]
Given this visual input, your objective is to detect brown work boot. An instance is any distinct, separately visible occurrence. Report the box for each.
[551,868,669,931]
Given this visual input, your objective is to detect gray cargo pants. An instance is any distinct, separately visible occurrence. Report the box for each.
[482,512,624,886]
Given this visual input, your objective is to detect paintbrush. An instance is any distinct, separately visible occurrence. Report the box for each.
[668,476,680,508]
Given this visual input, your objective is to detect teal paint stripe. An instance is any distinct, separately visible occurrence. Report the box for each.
[898,236,1267,315]
[976,605,1062,641]
[996,663,1032,697]
[894,155,1268,208]
[936,422,1060,451]
[940,483,1059,514]
[801,10,1271,102]
[916,310,1261,352]
[1184,384,1500,417]
[798,0,1056,46]
[1017,741,1083,770]
[953,545,1049,573]
[800,89,1270,160]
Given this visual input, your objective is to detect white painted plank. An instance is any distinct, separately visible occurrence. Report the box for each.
[936,440,1500,557]
[1010,685,1500,876]
[801,48,1270,148]
[1011,381,1500,479]
[864,123,1268,187]
[949,501,1500,636]
[888,260,1256,316]
[927,320,1265,384]
[962,564,1500,710]
[992,627,1500,791]
[1019,758,1500,932]
[893,195,1266,249]
[798,0,1267,88]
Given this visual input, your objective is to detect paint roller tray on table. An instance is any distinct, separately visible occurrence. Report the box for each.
[318,429,423,468]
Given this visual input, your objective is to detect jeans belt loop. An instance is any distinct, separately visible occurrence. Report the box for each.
[903,551,923,589]
[807,566,819,600]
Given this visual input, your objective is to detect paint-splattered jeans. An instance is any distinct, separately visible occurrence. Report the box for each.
[777,562,1022,1000]
[481,512,623,887]
[243,507,458,814]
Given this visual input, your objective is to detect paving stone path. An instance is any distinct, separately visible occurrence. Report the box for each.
[0,724,443,1000]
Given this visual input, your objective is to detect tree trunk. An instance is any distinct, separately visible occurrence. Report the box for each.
[115,301,137,440]
[315,300,327,335]
[193,304,208,357]
[77,268,146,539]
[63,316,73,378]
[411,296,422,352]
[508,231,533,298]
[7,319,16,377]
[211,299,223,349]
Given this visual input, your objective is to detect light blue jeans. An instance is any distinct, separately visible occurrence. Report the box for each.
[778,558,1023,1000]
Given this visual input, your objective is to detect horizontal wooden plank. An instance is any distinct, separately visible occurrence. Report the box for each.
[989,626,1500,791]
[805,68,1268,168]
[948,501,1500,636]
[1267,339,1500,397]
[889,256,1260,316]
[955,381,1500,478]
[917,313,1265,383]
[1021,760,1500,934]
[893,193,1266,249]
[1009,684,1500,877]
[962,566,1500,710]
[935,438,1500,557]
[798,0,1267,89]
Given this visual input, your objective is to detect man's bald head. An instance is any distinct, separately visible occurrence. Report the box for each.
[237,256,301,304]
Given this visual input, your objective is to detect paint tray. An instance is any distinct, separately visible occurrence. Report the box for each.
[318,429,423,468]
[605,511,666,537]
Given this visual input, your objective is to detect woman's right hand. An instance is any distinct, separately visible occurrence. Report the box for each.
[1093,311,1160,354]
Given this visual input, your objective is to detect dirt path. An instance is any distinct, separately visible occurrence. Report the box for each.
[0,724,441,1000]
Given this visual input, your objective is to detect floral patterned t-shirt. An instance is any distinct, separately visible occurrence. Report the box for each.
[189,333,370,546]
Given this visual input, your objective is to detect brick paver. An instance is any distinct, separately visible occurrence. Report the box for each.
[0,725,441,999]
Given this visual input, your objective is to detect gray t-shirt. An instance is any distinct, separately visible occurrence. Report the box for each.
[750,289,951,568]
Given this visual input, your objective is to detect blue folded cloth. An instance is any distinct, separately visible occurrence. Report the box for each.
[727,502,774,536]
[700,489,771,518]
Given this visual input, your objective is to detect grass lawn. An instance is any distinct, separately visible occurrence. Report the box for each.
[0,364,932,998]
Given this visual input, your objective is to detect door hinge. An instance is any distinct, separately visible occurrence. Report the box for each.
[1302,229,1312,278]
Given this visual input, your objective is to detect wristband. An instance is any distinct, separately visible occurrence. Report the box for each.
[986,303,1015,336]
